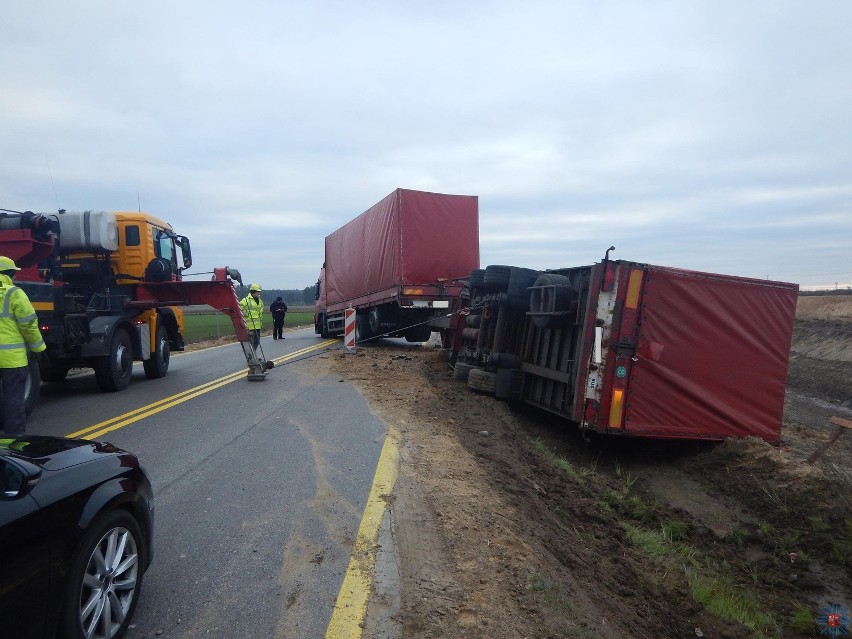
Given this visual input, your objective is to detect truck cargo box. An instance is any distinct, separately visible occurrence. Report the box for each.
[323,189,479,308]
[449,259,798,442]
[577,263,799,441]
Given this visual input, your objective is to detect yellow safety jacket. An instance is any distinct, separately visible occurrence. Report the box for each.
[0,274,46,369]
[239,293,264,331]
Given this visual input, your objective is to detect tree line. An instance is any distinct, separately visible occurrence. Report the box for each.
[234,284,317,307]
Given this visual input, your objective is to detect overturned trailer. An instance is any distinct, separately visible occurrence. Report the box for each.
[445,257,799,442]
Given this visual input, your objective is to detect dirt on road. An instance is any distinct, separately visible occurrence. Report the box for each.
[316,294,851,639]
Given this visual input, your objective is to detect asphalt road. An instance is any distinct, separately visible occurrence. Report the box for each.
[32,327,388,639]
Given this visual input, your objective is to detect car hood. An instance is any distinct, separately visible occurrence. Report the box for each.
[0,435,129,471]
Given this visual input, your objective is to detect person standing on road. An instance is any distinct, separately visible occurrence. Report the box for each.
[270,296,288,340]
[0,256,46,437]
[239,283,265,350]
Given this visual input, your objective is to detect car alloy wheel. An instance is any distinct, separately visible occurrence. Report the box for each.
[65,511,144,639]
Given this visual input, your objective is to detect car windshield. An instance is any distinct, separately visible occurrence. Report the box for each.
[0,436,92,459]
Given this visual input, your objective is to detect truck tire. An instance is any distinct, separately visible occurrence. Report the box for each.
[469,269,486,290]
[143,325,170,379]
[483,265,511,292]
[453,362,474,382]
[317,313,331,339]
[94,328,133,392]
[355,315,374,343]
[467,368,497,395]
[506,267,539,312]
[529,273,577,329]
[404,324,431,343]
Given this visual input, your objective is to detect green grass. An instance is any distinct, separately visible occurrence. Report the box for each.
[530,437,589,484]
[788,603,817,634]
[182,311,314,343]
[685,567,779,638]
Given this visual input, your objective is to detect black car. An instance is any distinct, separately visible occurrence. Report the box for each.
[0,435,154,639]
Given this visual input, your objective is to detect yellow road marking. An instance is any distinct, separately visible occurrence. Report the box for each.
[66,339,337,439]
[325,428,400,639]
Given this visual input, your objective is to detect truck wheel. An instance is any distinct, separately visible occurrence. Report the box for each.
[94,329,133,392]
[529,273,577,329]
[317,314,331,339]
[355,315,373,343]
[483,265,511,292]
[143,325,170,379]
[453,362,474,382]
[469,269,486,290]
[368,307,383,335]
[467,368,497,394]
[404,324,431,343]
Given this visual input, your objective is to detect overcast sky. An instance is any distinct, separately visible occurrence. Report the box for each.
[2,1,850,291]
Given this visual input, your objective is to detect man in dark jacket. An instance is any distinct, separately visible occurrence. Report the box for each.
[271,296,288,340]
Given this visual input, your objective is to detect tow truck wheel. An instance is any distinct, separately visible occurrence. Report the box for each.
[143,325,170,379]
[94,329,133,392]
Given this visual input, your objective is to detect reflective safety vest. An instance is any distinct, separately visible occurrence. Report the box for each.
[0,274,46,369]
[239,293,264,331]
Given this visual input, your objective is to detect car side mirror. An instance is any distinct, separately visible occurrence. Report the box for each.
[0,457,43,499]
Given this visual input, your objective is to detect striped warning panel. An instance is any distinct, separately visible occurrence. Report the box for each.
[344,307,356,351]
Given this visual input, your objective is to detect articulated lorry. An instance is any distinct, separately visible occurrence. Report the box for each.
[314,189,480,342]
[445,254,798,442]
[0,208,269,415]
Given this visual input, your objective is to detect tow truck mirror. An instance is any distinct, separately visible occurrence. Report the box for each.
[178,236,192,269]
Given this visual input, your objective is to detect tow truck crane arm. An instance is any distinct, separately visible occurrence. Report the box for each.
[133,267,273,380]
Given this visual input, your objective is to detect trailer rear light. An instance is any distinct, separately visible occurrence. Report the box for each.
[608,389,625,429]
[625,269,644,309]
[403,288,424,295]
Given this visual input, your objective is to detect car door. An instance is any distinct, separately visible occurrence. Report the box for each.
[0,457,51,639]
